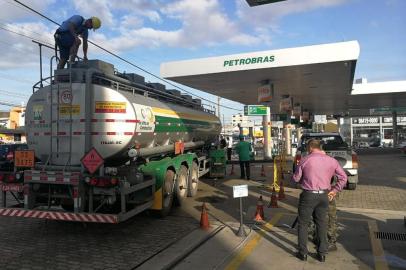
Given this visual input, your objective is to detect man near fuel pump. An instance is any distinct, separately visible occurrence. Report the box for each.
[292,139,347,262]
[235,135,252,180]
[55,15,101,69]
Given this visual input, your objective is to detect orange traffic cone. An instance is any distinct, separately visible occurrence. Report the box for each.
[254,196,265,222]
[278,181,286,199]
[261,164,266,177]
[230,164,235,175]
[200,203,210,230]
[269,187,278,208]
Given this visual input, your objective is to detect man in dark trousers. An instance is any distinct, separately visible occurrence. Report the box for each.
[55,15,101,69]
[235,135,252,180]
[292,139,347,262]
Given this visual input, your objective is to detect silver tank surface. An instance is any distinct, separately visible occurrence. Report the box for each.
[25,61,221,166]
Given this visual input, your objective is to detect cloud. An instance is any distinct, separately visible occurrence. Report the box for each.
[0,0,56,21]
[90,0,266,52]
[0,22,55,69]
[71,0,163,27]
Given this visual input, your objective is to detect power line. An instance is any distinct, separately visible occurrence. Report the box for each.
[0,89,30,98]
[0,100,23,107]
[0,73,35,85]
[12,0,241,112]
[0,25,54,48]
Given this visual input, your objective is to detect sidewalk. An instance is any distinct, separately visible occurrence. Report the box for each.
[173,208,406,270]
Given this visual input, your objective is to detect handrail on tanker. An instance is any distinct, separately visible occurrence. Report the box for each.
[30,50,217,115]
[93,72,216,114]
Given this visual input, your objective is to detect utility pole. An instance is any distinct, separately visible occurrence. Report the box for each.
[217,96,221,118]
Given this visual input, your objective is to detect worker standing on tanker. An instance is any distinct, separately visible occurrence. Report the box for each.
[54,15,101,69]
[292,139,347,262]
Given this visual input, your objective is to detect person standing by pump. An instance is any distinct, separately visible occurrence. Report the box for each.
[235,135,252,180]
[292,139,347,262]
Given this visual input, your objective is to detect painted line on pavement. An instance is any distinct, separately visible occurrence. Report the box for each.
[367,220,389,270]
[224,213,283,270]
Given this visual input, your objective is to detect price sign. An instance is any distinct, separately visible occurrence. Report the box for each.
[81,148,104,174]
[233,185,248,198]
[14,150,35,168]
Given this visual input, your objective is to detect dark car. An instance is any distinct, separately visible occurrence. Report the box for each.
[0,143,29,171]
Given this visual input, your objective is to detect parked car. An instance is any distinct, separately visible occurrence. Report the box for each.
[357,142,370,148]
[293,133,358,190]
[397,141,406,154]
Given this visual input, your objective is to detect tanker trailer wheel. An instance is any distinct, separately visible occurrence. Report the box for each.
[175,165,188,206]
[187,162,199,197]
[160,170,175,217]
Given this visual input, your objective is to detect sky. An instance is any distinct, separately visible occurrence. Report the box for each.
[0,0,405,121]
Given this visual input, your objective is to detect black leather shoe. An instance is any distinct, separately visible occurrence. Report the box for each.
[317,253,326,262]
[296,252,307,261]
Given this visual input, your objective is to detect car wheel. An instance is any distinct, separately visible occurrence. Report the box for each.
[347,183,357,190]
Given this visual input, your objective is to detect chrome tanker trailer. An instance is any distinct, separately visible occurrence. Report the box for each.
[0,60,221,223]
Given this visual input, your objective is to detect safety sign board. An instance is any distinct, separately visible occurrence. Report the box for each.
[59,105,80,115]
[233,185,248,198]
[81,148,104,174]
[14,150,35,168]
[95,101,126,113]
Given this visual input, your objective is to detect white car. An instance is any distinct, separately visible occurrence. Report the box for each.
[397,141,406,155]
[293,133,359,190]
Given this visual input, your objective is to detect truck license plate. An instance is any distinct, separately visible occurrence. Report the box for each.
[0,183,24,192]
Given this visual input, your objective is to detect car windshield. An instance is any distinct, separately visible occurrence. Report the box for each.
[301,135,348,151]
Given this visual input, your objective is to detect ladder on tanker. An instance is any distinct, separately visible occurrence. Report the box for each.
[45,57,74,170]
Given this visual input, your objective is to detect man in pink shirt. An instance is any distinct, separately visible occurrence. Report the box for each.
[292,139,347,262]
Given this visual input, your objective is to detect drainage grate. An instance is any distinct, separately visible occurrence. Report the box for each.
[375,232,406,241]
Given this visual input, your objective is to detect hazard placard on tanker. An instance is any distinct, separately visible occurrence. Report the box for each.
[14,150,35,168]
[95,101,126,113]
[59,105,80,115]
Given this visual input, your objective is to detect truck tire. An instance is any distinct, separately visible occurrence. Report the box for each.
[347,183,357,190]
[175,165,188,206]
[160,170,175,217]
[187,162,199,197]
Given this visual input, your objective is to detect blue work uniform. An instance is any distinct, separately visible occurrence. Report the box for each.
[55,15,89,60]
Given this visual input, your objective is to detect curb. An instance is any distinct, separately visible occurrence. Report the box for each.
[134,224,225,270]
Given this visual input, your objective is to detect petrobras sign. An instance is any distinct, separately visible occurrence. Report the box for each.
[258,83,273,103]
[244,105,268,116]
[223,55,275,67]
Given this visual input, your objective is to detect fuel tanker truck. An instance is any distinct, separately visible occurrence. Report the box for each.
[0,60,221,223]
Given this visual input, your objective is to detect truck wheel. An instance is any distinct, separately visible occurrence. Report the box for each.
[348,183,357,190]
[175,165,188,206]
[187,162,199,197]
[160,170,175,217]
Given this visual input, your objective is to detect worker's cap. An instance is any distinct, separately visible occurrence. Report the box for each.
[91,16,101,30]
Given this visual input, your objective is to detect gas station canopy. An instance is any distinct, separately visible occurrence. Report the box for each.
[161,41,360,115]
[349,81,406,116]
